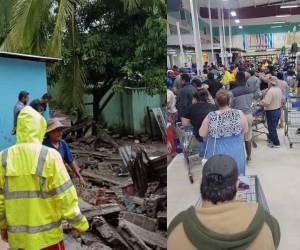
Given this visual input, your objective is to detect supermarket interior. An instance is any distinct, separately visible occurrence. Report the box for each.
[167,0,300,249]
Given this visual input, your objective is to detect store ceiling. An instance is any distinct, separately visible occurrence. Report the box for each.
[199,0,300,26]
[168,0,300,26]
[197,0,300,9]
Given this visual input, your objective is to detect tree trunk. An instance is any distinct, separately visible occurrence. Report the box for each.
[91,79,115,135]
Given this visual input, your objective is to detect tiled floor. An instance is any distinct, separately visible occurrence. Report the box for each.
[167,128,300,250]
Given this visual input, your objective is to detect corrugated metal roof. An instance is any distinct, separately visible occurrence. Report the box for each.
[0,51,61,63]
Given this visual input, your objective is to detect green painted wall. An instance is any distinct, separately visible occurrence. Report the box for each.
[49,83,163,136]
[100,88,163,136]
[48,85,93,118]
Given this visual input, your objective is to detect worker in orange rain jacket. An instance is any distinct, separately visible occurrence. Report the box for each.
[0,106,89,250]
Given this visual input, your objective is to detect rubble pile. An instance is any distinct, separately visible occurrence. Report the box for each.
[64,126,167,250]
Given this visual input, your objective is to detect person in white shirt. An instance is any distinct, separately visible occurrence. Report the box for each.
[167,89,177,115]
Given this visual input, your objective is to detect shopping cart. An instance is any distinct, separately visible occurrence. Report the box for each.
[176,124,199,184]
[284,96,300,148]
[252,103,267,148]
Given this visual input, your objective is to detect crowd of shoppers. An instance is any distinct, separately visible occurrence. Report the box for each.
[166,61,290,249]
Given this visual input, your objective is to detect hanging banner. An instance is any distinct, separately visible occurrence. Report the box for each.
[243,33,274,49]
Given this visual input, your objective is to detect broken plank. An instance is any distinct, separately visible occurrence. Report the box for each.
[81,170,122,186]
[93,217,130,249]
[79,202,121,221]
[119,219,166,250]
[118,220,151,250]
[71,150,108,158]
[121,211,157,232]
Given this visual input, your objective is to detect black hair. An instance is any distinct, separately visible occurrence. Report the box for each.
[249,70,255,76]
[277,72,284,80]
[207,72,214,80]
[287,70,295,76]
[42,93,52,100]
[18,91,29,101]
[193,89,208,103]
[191,78,202,88]
[181,73,190,84]
[235,71,246,86]
[201,173,237,204]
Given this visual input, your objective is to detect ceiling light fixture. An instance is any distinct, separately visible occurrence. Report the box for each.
[230,11,237,17]
[276,14,291,17]
[235,19,240,23]
[271,25,283,28]
[238,25,243,29]
[272,21,286,24]
[280,5,299,9]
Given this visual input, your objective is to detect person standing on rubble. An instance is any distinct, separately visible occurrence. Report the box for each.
[0,106,89,250]
[43,118,86,187]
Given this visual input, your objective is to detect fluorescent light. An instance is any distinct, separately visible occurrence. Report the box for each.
[276,14,291,17]
[271,25,283,28]
[280,5,299,9]
[230,11,237,17]
[235,19,240,23]
[272,21,286,24]
[238,25,243,29]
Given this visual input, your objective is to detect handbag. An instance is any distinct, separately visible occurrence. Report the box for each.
[201,114,219,165]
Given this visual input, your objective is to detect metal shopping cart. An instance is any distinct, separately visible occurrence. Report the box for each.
[176,124,199,184]
[252,102,267,148]
[284,96,300,148]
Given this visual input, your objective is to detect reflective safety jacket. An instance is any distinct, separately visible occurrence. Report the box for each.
[0,106,89,250]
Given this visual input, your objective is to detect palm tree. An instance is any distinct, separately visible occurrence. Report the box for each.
[0,0,86,116]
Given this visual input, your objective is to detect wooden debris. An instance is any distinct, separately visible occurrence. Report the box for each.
[94,130,119,149]
[93,217,130,249]
[79,200,121,221]
[118,219,166,250]
[87,242,113,250]
[81,232,104,246]
[120,146,167,197]
[61,126,167,248]
[81,170,122,186]
[118,221,151,250]
[121,211,157,232]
